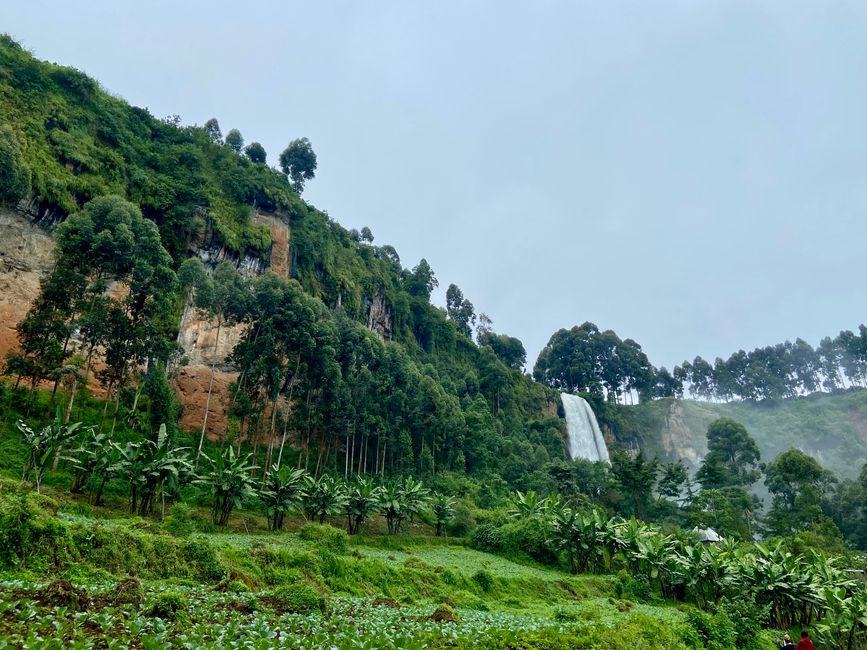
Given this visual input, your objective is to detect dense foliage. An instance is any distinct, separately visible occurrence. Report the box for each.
[535,321,867,404]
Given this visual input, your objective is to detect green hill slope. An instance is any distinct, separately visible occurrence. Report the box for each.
[618,389,867,479]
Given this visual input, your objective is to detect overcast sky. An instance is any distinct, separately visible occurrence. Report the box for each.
[3,1,866,371]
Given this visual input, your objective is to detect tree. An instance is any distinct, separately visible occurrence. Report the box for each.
[0,125,30,205]
[359,226,374,243]
[225,128,244,153]
[445,284,475,338]
[204,118,223,144]
[480,333,526,371]
[705,417,762,487]
[278,137,317,193]
[244,141,266,164]
[764,448,836,536]
[404,259,438,299]
[610,450,658,519]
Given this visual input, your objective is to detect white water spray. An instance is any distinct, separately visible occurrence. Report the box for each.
[561,393,610,463]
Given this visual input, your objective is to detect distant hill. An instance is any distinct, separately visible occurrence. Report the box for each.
[616,389,867,479]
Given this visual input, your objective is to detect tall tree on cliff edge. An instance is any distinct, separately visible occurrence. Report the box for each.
[279,137,317,194]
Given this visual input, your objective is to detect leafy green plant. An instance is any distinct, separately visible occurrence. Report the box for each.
[117,424,191,517]
[260,465,308,531]
[431,492,455,537]
[199,446,257,526]
[302,475,348,525]
[17,414,81,493]
[344,476,382,535]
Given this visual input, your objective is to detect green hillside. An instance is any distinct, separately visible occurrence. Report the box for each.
[619,389,867,479]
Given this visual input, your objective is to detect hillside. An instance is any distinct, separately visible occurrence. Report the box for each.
[0,34,563,490]
[618,389,867,479]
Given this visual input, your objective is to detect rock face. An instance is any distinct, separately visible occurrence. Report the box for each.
[366,293,393,340]
[0,209,56,364]
[659,401,705,468]
[253,213,290,279]
[177,305,248,368]
[174,365,238,439]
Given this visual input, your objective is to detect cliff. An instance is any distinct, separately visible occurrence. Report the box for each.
[621,390,867,479]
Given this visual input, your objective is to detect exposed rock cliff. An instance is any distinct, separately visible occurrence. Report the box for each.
[0,209,55,365]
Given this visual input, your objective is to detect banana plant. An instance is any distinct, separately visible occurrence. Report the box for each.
[508,490,547,521]
[301,474,348,525]
[343,477,383,535]
[200,445,257,526]
[260,465,308,531]
[118,424,192,517]
[17,414,82,493]
[431,492,456,537]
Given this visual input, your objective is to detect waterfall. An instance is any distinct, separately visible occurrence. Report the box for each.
[561,393,610,463]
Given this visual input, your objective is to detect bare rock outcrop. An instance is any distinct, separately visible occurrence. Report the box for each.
[0,209,56,363]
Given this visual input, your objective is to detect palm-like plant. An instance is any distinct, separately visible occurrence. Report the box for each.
[302,475,349,525]
[431,492,456,537]
[17,414,82,493]
[260,465,308,531]
[200,445,257,526]
[118,424,192,517]
[65,427,112,494]
[508,490,546,520]
[343,477,382,535]
[378,477,431,535]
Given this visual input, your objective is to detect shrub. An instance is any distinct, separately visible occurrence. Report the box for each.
[472,569,494,593]
[298,523,348,554]
[431,602,460,623]
[499,519,558,565]
[686,608,737,650]
[164,503,195,538]
[184,538,226,582]
[446,500,475,537]
[268,581,324,613]
[148,591,187,621]
[469,523,502,552]
[614,570,654,602]
[0,485,66,570]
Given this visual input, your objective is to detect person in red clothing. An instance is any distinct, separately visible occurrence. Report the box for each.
[796,630,814,650]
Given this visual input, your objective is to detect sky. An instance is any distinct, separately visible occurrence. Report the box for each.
[2,1,866,371]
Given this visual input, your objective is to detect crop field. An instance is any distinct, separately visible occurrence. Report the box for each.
[0,577,702,649]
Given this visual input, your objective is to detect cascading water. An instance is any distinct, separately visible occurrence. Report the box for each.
[561,393,610,463]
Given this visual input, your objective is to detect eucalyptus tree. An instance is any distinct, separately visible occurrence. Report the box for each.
[278,137,317,193]
[764,448,836,536]
[179,259,248,462]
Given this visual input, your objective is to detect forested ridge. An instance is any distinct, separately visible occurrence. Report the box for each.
[0,34,562,488]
